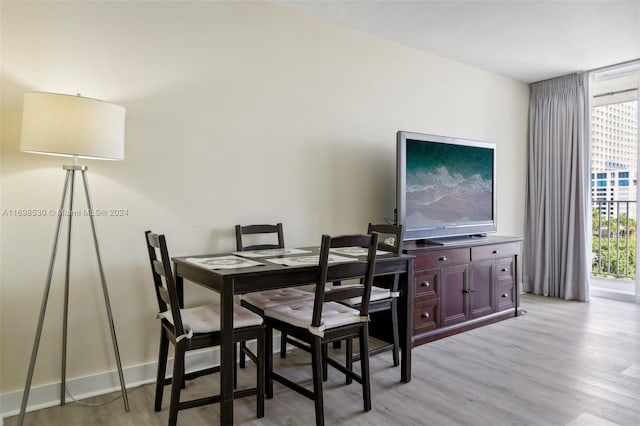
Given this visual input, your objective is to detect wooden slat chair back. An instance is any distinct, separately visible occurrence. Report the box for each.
[235,223,284,251]
[146,232,188,342]
[313,234,378,323]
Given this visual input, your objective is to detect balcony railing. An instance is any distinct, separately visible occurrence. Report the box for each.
[592,199,636,279]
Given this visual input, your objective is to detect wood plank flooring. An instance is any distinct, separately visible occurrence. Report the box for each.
[5,294,640,425]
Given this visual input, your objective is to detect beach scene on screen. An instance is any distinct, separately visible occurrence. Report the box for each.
[406,139,493,227]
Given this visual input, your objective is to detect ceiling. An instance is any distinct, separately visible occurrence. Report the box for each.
[277,0,640,84]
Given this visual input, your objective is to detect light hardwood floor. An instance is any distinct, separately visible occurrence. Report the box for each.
[5,294,640,425]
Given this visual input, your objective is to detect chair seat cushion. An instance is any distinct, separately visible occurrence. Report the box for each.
[159,303,263,335]
[341,286,393,306]
[265,300,364,337]
[242,287,315,311]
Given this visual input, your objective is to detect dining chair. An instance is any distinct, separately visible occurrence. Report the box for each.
[262,232,379,426]
[338,223,403,381]
[144,230,265,426]
[235,223,314,367]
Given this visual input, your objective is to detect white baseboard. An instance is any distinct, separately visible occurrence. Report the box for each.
[1,338,268,423]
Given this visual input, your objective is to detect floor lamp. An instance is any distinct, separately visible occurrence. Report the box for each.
[17,92,129,425]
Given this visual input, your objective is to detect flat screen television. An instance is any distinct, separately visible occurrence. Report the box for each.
[396,131,497,244]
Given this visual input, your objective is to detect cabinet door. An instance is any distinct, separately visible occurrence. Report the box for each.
[469,259,494,318]
[440,264,469,327]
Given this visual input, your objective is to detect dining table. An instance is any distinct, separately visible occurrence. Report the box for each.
[172,245,415,425]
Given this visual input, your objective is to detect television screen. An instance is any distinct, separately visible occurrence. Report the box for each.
[397,131,497,243]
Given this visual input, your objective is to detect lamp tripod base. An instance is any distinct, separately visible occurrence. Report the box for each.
[16,165,129,426]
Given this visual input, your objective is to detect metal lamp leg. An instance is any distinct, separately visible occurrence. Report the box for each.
[17,170,72,426]
[80,169,129,411]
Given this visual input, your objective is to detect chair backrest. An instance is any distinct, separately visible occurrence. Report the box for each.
[235,223,284,251]
[144,230,186,336]
[311,233,379,328]
[368,223,403,254]
[368,223,403,292]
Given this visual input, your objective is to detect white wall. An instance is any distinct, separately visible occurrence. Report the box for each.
[0,0,529,399]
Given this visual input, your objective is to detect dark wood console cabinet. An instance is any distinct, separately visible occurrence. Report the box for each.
[404,235,522,347]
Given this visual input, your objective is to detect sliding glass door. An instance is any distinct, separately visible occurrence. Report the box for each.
[590,62,640,302]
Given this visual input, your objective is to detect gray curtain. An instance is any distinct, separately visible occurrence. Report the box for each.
[525,72,591,301]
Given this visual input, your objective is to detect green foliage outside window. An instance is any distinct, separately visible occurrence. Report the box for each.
[592,208,636,279]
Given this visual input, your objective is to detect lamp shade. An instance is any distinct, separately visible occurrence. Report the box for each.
[21,92,125,160]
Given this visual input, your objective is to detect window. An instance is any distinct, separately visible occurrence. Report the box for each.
[590,62,639,300]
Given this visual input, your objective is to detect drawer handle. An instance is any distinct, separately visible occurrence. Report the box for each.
[493,250,499,254]
[439,256,447,261]
[420,281,430,287]
[463,289,475,294]
[502,293,509,298]
[501,268,509,272]
[421,312,430,319]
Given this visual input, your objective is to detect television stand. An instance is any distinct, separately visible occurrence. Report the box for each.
[403,235,523,347]
[423,234,487,246]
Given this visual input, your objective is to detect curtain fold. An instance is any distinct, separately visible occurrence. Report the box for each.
[525,72,591,301]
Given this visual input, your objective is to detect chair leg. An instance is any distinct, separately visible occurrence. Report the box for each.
[239,340,247,368]
[280,332,288,358]
[181,352,187,389]
[155,329,169,411]
[322,343,328,381]
[345,337,353,385]
[265,326,274,399]
[391,300,400,367]
[168,343,186,426]
[311,338,325,426]
[257,328,265,418]
[234,342,239,389]
[359,325,372,412]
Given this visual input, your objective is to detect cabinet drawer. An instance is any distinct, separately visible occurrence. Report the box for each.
[496,257,515,280]
[496,283,515,312]
[471,243,519,261]
[413,300,438,334]
[415,248,470,269]
[414,269,438,300]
